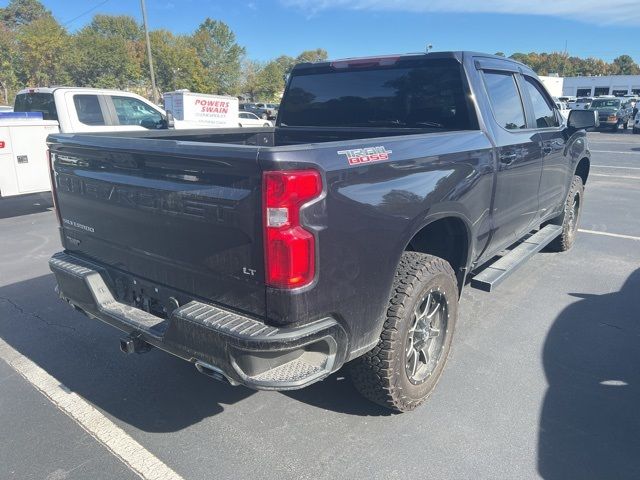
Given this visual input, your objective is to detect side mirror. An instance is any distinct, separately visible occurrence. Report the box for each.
[567,109,598,130]
[165,110,175,129]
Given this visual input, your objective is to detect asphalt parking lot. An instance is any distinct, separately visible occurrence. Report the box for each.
[1,130,639,480]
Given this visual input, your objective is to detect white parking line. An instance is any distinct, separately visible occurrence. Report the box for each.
[579,229,640,241]
[591,150,640,155]
[589,141,640,146]
[592,165,640,170]
[590,173,640,180]
[0,338,184,480]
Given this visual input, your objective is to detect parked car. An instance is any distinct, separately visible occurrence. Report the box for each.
[241,102,278,119]
[589,97,633,132]
[633,109,640,134]
[47,51,595,412]
[238,111,272,127]
[569,97,594,110]
[0,105,13,112]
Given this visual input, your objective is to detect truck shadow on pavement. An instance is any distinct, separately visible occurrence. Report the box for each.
[0,192,53,219]
[0,274,257,432]
[0,274,390,434]
[538,268,640,479]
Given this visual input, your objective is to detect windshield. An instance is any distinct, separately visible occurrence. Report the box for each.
[591,99,621,109]
[14,92,58,120]
[278,58,476,130]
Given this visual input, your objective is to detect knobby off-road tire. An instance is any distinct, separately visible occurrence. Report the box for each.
[349,252,458,412]
[548,175,584,252]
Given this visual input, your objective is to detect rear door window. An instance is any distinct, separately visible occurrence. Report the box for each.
[109,96,163,128]
[73,94,106,126]
[483,71,526,130]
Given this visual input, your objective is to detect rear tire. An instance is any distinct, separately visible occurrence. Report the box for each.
[349,252,458,412]
[634,127,640,135]
[547,175,584,252]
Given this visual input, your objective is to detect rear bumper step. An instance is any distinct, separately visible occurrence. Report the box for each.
[49,252,348,390]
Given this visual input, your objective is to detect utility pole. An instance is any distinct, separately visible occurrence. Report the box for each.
[140,0,158,103]
[0,81,7,105]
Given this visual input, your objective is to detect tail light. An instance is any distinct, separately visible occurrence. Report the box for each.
[263,169,322,288]
[47,150,62,226]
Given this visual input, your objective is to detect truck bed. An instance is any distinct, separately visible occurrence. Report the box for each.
[74,125,439,147]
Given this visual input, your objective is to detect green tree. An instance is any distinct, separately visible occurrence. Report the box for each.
[253,60,285,101]
[0,24,19,103]
[611,55,640,75]
[576,57,610,76]
[86,14,142,41]
[150,29,213,93]
[240,59,264,100]
[295,48,328,64]
[16,16,70,86]
[273,55,296,76]
[70,15,144,89]
[273,49,329,77]
[0,0,51,30]
[192,18,245,95]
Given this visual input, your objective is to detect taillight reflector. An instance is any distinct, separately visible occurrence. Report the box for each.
[263,170,322,288]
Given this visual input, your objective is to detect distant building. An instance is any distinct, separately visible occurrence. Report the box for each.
[561,75,640,97]
[539,74,640,99]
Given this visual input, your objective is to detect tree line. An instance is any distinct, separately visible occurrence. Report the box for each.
[495,51,640,77]
[1,0,639,106]
[0,0,327,104]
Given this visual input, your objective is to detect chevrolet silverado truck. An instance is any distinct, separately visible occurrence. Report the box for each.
[47,52,597,412]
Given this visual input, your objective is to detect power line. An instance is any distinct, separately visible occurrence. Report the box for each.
[62,0,111,26]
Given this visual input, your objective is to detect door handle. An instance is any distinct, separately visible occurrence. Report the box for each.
[499,152,517,165]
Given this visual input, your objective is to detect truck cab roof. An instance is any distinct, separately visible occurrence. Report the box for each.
[293,51,534,76]
[17,86,152,96]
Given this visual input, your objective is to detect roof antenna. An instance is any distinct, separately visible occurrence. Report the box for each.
[426,44,433,53]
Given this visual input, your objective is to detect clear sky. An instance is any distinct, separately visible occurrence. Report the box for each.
[9,0,640,62]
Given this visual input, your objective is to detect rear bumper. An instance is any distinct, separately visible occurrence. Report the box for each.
[49,252,348,390]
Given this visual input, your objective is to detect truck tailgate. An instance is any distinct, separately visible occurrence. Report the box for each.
[49,135,265,318]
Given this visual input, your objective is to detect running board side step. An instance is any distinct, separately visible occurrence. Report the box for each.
[470,225,562,292]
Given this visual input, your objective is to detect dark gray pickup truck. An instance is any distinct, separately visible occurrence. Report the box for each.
[47,52,597,411]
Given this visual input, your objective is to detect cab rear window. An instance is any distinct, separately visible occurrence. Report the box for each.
[279,58,477,131]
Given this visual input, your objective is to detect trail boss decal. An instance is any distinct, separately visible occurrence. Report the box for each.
[337,146,392,166]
